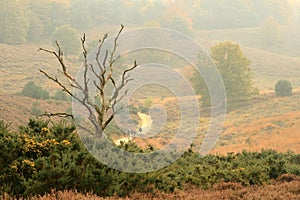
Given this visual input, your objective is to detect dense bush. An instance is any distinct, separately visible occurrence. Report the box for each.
[52,90,70,101]
[275,79,293,97]
[30,102,42,116]
[20,81,50,100]
[1,119,300,198]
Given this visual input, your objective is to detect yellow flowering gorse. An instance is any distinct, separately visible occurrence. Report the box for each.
[22,159,35,168]
[41,127,51,133]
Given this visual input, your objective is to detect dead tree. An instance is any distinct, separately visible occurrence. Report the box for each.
[38,25,138,136]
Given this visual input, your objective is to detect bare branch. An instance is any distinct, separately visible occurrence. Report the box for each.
[122,60,138,86]
[107,60,138,112]
[109,24,124,67]
[39,42,75,82]
[107,25,124,82]
[96,33,108,73]
[39,69,74,98]
[102,113,114,131]
[39,112,74,119]
[89,64,101,80]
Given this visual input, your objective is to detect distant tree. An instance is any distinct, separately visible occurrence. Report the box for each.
[142,0,165,24]
[26,10,44,42]
[259,16,280,46]
[191,41,257,103]
[193,0,259,29]
[167,16,194,37]
[0,0,29,44]
[275,79,292,97]
[210,41,258,101]
[190,70,210,106]
[70,0,93,30]
[192,41,257,105]
[251,0,292,24]
[21,81,49,100]
[52,25,81,57]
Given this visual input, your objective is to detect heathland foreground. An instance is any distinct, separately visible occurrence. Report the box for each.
[2,175,300,200]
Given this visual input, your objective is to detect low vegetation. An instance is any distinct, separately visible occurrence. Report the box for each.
[20,81,49,100]
[275,79,293,97]
[3,176,300,200]
[1,119,300,199]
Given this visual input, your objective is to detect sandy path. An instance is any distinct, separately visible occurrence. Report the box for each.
[114,112,152,145]
[137,112,153,133]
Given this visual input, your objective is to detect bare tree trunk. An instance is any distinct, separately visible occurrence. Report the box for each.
[39,25,138,136]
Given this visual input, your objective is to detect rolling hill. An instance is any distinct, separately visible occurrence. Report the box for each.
[0,25,299,154]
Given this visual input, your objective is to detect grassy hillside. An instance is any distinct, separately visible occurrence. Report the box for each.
[196,24,300,58]
[211,91,300,154]
[241,46,300,91]
[125,92,300,155]
[0,36,300,154]
[0,94,71,130]
[0,44,82,95]
[2,91,298,155]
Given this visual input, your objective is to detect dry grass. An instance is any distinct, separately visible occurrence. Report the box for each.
[0,43,82,95]
[2,175,299,200]
[0,94,71,130]
[1,91,300,154]
[211,91,300,154]
[196,24,300,58]
[119,91,300,155]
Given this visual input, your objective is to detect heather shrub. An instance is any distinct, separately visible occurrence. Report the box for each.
[275,79,292,97]
[20,81,50,100]
[52,90,70,101]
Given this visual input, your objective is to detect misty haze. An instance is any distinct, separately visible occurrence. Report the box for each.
[1,0,300,199]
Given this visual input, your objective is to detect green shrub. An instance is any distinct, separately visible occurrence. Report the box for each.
[65,107,72,115]
[53,90,70,101]
[1,119,300,198]
[20,81,50,100]
[275,79,292,97]
[30,102,42,116]
[144,97,153,109]
[129,106,138,115]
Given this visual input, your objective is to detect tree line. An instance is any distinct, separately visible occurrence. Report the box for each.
[0,0,298,44]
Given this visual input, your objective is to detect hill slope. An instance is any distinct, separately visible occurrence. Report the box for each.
[0,94,71,130]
